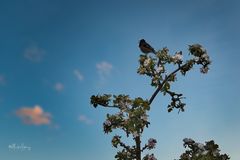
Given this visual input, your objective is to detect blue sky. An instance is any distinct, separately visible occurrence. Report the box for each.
[0,0,240,159]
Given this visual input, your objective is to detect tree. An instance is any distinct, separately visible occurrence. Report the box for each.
[178,138,230,160]
[90,39,229,160]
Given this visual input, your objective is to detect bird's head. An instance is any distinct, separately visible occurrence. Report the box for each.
[139,39,146,44]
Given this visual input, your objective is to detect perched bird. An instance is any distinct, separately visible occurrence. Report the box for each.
[139,39,156,54]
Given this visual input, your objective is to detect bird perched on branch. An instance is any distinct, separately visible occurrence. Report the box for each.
[139,39,156,54]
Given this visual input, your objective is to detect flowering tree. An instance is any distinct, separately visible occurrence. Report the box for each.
[90,40,229,160]
[178,138,230,160]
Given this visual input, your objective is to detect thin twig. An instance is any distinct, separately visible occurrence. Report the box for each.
[119,141,132,153]
[141,144,148,152]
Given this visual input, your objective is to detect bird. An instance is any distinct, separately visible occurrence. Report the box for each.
[139,39,156,54]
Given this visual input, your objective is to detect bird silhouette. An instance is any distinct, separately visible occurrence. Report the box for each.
[139,39,156,54]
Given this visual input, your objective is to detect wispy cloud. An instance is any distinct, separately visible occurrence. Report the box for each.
[96,61,113,80]
[0,75,6,86]
[16,105,51,125]
[24,44,46,62]
[54,82,64,92]
[78,114,93,125]
[73,69,84,81]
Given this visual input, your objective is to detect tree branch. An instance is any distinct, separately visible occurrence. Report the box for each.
[148,63,187,105]
[141,144,148,152]
[165,90,182,97]
[119,141,132,153]
[135,136,141,160]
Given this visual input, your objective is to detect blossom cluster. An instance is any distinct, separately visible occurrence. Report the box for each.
[91,94,155,159]
[137,48,184,87]
[143,154,157,160]
[112,135,121,148]
[137,47,176,87]
[147,138,157,149]
[189,44,211,74]
[166,91,186,113]
[99,96,150,136]
[115,149,133,160]
[136,44,211,114]
[179,138,230,160]
[172,51,183,64]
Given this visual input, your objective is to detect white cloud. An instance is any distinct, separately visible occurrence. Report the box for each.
[16,105,51,125]
[73,69,84,81]
[78,114,93,125]
[96,61,113,80]
[24,45,45,62]
[54,82,64,92]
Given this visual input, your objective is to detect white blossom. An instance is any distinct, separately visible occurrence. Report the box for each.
[193,56,200,62]
[201,53,210,61]
[141,114,148,121]
[201,150,208,156]
[148,138,157,149]
[116,112,123,117]
[200,67,209,74]
[213,149,220,156]
[133,131,139,138]
[104,120,111,126]
[119,101,128,112]
[172,53,183,63]
[196,143,205,150]
[183,138,195,144]
[147,154,157,160]
[144,58,151,67]
[151,75,160,85]
[156,66,164,73]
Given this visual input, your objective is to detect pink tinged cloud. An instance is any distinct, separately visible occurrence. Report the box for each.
[16,105,51,125]
[54,82,64,92]
[78,115,93,125]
